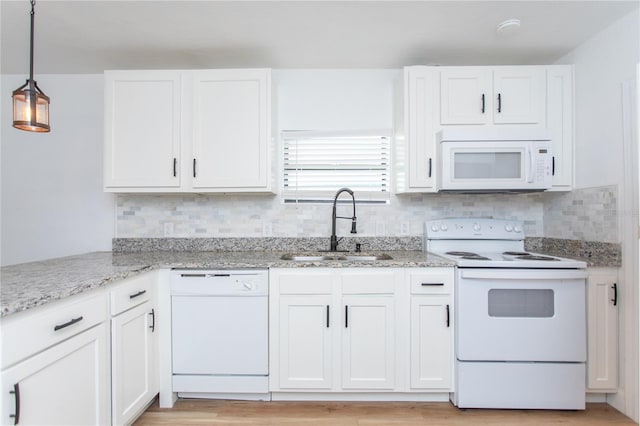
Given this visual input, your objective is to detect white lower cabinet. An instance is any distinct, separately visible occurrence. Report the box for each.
[409,269,454,390]
[270,268,403,393]
[0,291,110,426]
[270,267,454,397]
[110,272,159,426]
[586,268,618,392]
[278,295,333,389]
[410,297,452,389]
[342,295,395,390]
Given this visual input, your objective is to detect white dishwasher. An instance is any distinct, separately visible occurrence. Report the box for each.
[170,269,269,400]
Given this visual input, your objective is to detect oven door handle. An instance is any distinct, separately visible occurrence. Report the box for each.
[460,269,588,280]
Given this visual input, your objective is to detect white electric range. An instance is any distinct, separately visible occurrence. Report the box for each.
[425,218,588,410]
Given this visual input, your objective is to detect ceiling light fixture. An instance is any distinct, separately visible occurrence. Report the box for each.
[12,0,50,133]
[496,18,521,35]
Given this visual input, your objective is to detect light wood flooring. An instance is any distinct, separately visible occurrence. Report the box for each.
[134,399,636,425]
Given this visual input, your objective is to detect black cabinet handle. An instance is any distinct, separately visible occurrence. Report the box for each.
[149,308,156,333]
[552,156,555,176]
[481,93,485,113]
[421,282,444,286]
[446,304,450,327]
[497,93,502,113]
[129,290,147,299]
[54,316,83,331]
[612,283,618,306]
[9,383,20,425]
[193,158,197,178]
[173,157,177,177]
[345,305,349,328]
[428,158,432,178]
[326,305,330,328]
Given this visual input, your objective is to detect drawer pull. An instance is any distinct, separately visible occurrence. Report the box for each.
[53,316,83,331]
[181,273,206,278]
[129,290,147,299]
[611,283,618,306]
[9,383,20,425]
[421,282,444,286]
[149,308,156,333]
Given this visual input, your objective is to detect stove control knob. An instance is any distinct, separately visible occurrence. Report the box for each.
[514,226,522,233]
[440,224,448,231]
[431,224,439,232]
[505,224,513,232]
[473,223,481,232]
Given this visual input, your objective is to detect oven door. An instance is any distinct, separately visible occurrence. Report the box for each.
[456,268,587,362]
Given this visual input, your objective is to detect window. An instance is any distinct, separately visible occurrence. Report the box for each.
[282,130,391,203]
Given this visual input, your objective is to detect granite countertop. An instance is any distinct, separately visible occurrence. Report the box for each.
[1,250,453,318]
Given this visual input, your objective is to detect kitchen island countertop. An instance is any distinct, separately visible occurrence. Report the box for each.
[1,250,453,317]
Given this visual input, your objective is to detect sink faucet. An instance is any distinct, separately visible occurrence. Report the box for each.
[330,188,357,251]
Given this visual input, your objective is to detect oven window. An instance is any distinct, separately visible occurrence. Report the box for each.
[488,289,554,318]
[453,152,521,179]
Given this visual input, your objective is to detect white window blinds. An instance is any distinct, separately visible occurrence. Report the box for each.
[282,131,391,203]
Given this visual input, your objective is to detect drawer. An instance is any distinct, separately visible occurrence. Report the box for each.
[276,270,333,294]
[1,290,107,369]
[410,268,454,294]
[110,272,154,316]
[341,270,397,294]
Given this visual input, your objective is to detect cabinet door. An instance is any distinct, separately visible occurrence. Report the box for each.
[587,269,618,391]
[410,296,452,390]
[104,70,182,189]
[0,324,109,426]
[342,296,395,389]
[546,66,574,189]
[278,296,333,389]
[111,300,157,426]
[493,67,545,125]
[407,66,438,190]
[440,67,492,125]
[191,69,271,191]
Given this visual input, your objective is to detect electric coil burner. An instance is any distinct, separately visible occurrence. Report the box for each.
[425,218,587,410]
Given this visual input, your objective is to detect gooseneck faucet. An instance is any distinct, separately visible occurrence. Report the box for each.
[330,188,357,251]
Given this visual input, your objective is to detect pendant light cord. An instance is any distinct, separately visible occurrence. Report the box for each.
[29,0,35,85]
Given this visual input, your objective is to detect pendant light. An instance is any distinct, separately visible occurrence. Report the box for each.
[12,0,50,132]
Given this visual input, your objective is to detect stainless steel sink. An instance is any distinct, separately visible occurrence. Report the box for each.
[279,254,337,261]
[280,253,393,262]
[338,253,393,261]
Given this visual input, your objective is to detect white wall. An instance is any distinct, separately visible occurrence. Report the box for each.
[556,10,639,189]
[555,9,640,422]
[1,74,114,266]
[274,69,398,131]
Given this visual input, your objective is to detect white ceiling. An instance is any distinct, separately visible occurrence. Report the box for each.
[1,0,638,74]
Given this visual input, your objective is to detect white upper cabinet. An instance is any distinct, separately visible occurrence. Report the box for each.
[104,69,272,193]
[104,71,182,189]
[396,64,573,192]
[439,66,545,126]
[394,66,438,193]
[440,67,492,125]
[546,66,574,189]
[191,70,271,191]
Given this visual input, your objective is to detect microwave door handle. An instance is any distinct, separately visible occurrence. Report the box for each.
[526,147,534,183]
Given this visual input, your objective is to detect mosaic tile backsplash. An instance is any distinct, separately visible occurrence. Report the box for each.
[115,185,619,244]
[116,193,545,238]
[543,185,618,243]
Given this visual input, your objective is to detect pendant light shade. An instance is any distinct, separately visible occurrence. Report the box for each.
[12,0,50,133]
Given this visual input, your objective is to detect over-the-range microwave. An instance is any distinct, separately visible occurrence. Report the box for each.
[436,128,553,193]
